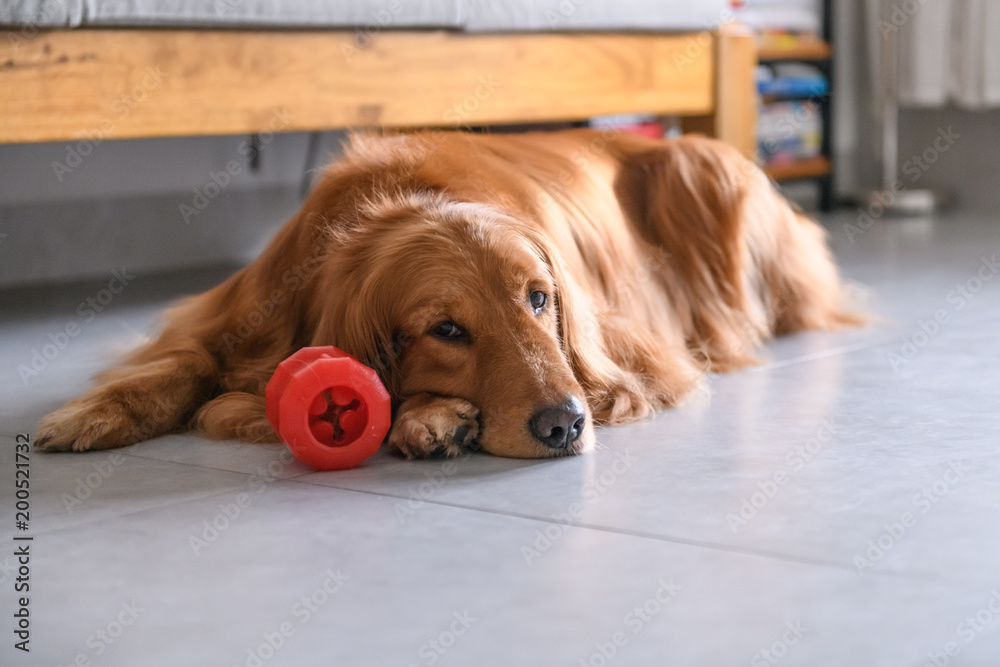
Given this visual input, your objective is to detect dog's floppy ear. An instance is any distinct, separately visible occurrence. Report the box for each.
[533,230,701,423]
[532,236,645,421]
[310,228,405,395]
[545,250,609,382]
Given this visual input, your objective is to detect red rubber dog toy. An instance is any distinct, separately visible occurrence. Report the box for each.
[265,346,391,471]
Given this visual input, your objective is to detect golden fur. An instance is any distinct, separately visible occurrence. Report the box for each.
[37,129,860,459]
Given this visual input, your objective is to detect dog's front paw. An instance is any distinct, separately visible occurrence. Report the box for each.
[36,395,142,453]
[388,395,480,459]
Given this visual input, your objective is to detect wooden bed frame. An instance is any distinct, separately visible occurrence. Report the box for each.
[0,25,756,157]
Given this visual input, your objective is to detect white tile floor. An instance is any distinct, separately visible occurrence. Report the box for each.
[2,211,999,666]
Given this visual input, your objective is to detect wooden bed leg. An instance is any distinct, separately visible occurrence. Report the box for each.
[682,23,758,161]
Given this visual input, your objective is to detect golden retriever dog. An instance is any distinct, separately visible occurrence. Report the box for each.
[36,129,860,460]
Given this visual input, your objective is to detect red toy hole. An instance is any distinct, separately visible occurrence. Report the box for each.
[308,387,368,447]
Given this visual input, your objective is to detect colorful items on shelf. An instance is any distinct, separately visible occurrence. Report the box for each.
[756,63,828,98]
[757,101,822,166]
[589,114,667,139]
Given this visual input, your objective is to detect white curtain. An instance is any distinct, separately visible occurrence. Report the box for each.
[948,0,1000,109]
[873,0,1000,110]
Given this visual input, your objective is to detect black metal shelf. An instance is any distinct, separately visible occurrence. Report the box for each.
[756,0,834,210]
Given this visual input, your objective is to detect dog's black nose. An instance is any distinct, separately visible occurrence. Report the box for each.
[528,396,586,449]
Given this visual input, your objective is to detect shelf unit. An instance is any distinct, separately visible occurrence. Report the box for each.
[762,155,831,181]
[757,0,834,211]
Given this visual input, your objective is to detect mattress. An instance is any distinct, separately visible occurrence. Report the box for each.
[1,0,730,31]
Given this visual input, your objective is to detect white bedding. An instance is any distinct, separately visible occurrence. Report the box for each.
[2,0,730,32]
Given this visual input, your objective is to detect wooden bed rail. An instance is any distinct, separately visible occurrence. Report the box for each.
[0,26,755,157]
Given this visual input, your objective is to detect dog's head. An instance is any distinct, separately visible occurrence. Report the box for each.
[315,193,593,458]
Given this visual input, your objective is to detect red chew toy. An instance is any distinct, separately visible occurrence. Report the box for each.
[265,346,391,471]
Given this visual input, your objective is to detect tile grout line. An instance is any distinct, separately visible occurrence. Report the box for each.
[20,450,281,538]
[22,485,249,539]
[285,476,939,583]
[118,448,317,480]
[18,448,962,587]
[749,336,898,372]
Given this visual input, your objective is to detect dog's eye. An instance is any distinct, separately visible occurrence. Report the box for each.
[529,290,548,313]
[430,321,465,341]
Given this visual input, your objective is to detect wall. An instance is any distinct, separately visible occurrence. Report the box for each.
[0,131,346,287]
[896,108,1000,211]
[3,3,997,288]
